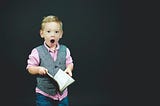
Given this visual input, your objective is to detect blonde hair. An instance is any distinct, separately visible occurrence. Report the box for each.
[41,15,63,30]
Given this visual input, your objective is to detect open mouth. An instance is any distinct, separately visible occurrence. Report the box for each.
[50,39,55,43]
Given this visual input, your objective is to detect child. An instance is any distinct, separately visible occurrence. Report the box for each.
[26,15,74,106]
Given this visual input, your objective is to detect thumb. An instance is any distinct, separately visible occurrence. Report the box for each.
[45,68,48,73]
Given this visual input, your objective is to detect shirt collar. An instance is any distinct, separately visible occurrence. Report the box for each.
[43,42,60,52]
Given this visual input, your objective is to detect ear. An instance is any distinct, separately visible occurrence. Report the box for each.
[59,30,63,38]
[40,30,44,38]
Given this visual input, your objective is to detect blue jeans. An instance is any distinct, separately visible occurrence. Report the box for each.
[36,93,69,106]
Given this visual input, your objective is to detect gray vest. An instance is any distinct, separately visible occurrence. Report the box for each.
[36,44,66,95]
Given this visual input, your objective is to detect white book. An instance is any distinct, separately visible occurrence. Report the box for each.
[47,69,75,92]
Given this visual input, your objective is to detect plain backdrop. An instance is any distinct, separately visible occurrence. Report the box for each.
[0,0,128,106]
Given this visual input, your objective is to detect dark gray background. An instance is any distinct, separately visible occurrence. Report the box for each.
[0,0,128,106]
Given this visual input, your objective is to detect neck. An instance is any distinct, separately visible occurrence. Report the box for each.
[45,42,57,50]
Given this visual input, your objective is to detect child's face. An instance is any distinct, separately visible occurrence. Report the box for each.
[40,22,63,47]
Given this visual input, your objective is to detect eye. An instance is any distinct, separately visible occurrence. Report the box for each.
[47,31,51,33]
[55,31,59,33]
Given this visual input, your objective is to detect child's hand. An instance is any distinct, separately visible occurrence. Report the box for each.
[64,68,72,77]
[38,66,48,75]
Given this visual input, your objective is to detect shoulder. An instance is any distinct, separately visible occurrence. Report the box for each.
[30,47,39,55]
[59,44,67,50]
[59,44,72,55]
[29,45,44,55]
[60,44,67,48]
[60,44,72,49]
[60,44,71,51]
[35,45,44,49]
[60,44,72,56]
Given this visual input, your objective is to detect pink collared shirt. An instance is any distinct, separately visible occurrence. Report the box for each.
[26,43,73,101]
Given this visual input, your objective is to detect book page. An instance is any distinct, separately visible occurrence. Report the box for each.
[47,69,75,92]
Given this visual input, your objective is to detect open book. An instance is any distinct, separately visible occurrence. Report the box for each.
[47,69,75,92]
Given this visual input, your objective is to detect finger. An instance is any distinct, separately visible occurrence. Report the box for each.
[70,72,72,77]
[45,69,48,73]
[66,71,72,77]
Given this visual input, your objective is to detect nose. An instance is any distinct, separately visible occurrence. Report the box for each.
[52,32,58,36]
[50,32,56,37]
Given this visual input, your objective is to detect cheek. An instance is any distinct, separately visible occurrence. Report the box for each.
[58,36,62,40]
[43,36,49,41]
[45,35,50,38]
[59,34,62,38]
[40,33,44,38]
